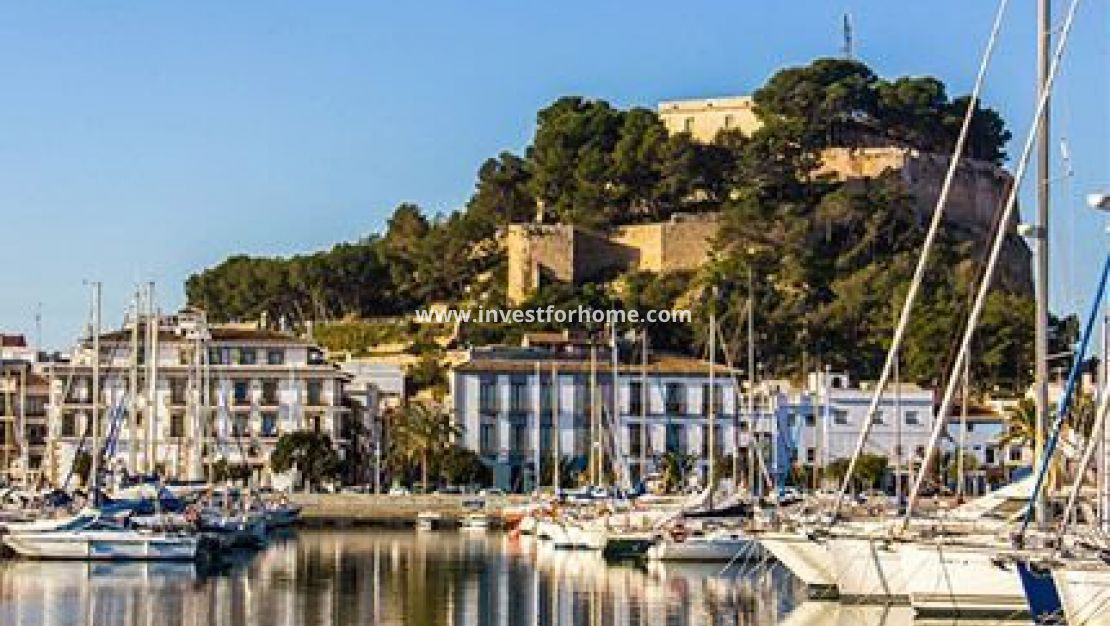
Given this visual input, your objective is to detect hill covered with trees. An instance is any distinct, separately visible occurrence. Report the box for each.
[186,58,1062,393]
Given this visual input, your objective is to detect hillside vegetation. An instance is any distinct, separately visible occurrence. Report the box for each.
[187,58,1068,393]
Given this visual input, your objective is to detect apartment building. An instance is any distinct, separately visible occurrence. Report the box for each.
[43,310,353,487]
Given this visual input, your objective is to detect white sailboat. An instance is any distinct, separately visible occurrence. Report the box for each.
[2,508,199,561]
[647,527,763,562]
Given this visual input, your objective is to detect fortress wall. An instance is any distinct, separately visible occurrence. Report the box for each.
[505,224,576,303]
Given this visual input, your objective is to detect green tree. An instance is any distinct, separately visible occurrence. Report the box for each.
[270,432,341,491]
[389,402,462,491]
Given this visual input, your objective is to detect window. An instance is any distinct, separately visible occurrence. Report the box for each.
[170,378,187,405]
[480,422,498,456]
[573,425,590,455]
[985,447,996,465]
[540,377,553,420]
[806,447,816,463]
[833,409,849,425]
[233,380,249,405]
[905,411,920,426]
[232,415,249,437]
[479,377,498,414]
[915,446,926,459]
[629,425,643,456]
[170,414,185,438]
[239,348,257,365]
[61,413,77,437]
[573,377,590,416]
[629,381,643,415]
[804,413,816,427]
[702,424,723,457]
[307,381,323,406]
[665,383,686,415]
[261,380,279,405]
[723,114,734,129]
[666,423,685,453]
[261,413,278,437]
[1009,446,1023,462]
[872,411,884,425]
[683,117,694,133]
[511,421,529,453]
[701,384,723,416]
[509,377,528,414]
[267,349,285,366]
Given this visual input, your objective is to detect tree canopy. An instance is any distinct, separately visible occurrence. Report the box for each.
[185,57,1044,392]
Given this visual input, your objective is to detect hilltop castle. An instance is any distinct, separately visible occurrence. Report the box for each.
[505,95,1032,304]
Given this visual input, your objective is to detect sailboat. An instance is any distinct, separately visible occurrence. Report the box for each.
[2,508,199,561]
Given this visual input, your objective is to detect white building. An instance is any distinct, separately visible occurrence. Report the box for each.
[44,309,353,486]
[450,346,941,492]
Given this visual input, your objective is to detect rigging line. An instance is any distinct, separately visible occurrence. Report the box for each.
[903,0,1085,530]
[829,0,1013,525]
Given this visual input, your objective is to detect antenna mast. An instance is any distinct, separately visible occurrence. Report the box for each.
[842,13,854,60]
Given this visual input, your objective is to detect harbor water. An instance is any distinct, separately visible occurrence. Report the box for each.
[0,528,1031,626]
[0,528,806,626]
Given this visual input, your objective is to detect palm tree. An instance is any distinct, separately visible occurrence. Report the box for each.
[389,402,462,492]
[998,398,1038,449]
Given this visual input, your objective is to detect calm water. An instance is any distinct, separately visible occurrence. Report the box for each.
[0,529,816,626]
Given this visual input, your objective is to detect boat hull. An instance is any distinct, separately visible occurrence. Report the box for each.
[900,541,1026,618]
[1053,565,1110,626]
[3,531,199,561]
[647,536,763,562]
[758,532,838,599]
[827,537,909,603]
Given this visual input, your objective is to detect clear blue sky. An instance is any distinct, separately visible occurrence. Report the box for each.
[0,1,1106,350]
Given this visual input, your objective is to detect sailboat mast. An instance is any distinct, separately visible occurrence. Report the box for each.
[609,322,618,489]
[146,282,158,475]
[128,288,141,473]
[551,363,560,490]
[708,291,716,504]
[640,330,648,487]
[89,281,102,503]
[533,361,541,493]
[590,341,598,485]
[1032,0,1051,527]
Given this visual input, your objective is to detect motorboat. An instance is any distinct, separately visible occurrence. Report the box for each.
[2,512,199,561]
[459,512,492,531]
[647,528,764,562]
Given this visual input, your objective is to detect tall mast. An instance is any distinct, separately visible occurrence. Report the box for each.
[590,341,598,485]
[708,290,716,506]
[610,322,619,489]
[1033,0,1052,527]
[551,363,560,490]
[146,282,158,475]
[89,281,102,503]
[640,330,648,487]
[533,361,541,493]
[895,339,903,502]
[747,270,756,497]
[128,287,141,473]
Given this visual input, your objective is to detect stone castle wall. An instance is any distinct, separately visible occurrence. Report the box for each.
[505,147,1031,303]
[505,215,719,303]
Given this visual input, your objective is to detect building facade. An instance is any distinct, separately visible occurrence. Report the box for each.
[450,346,943,492]
[43,310,353,487]
[0,357,50,485]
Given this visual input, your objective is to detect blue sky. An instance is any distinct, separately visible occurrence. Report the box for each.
[0,1,1105,349]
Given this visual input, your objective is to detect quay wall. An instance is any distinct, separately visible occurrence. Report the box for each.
[289,493,531,525]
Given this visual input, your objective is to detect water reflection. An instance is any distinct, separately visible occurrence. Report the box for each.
[0,529,804,626]
[0,530,1027,626]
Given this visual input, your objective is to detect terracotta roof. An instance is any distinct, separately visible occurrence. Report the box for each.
[0,334,27,348]
[453,352,739,377]
[95,326,312,346]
